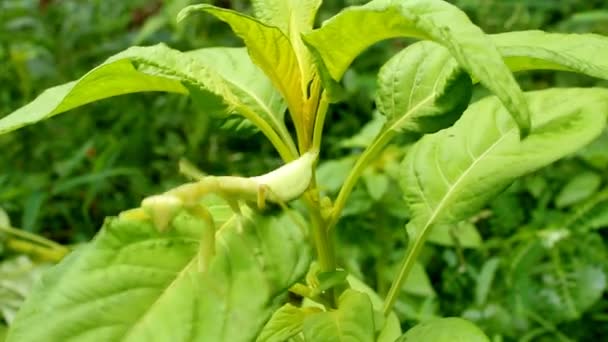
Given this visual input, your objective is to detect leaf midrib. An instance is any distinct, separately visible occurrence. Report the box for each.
[120,215,238,341]
[415,124,513,234]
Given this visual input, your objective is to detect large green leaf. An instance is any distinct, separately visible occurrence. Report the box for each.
[396,317,489,342]
[346,275,402,341]
[257,304,319,342]
[179,5,315,148]
[304,0,531,136]
[492,31,608,78]
[251,0,324,137]
[302,289,375,342]
[251,0,321,84]
[7,207,311,341]
[0,45,292,155]
[401,88,608,240]
[407,31,608,83]
[185,47,289,140]
[376,41,472,136]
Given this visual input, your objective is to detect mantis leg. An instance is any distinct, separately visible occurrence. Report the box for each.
[185,205,216,273]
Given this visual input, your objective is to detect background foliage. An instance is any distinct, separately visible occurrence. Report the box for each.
[1,0,607,341]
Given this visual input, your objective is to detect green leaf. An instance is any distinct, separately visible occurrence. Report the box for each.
[396,317,490,342]
[376,41,472,136]
[179,5,314,148]
[304,0,531,136]
[316,157,357,193]
[555,171,602,208]
[251,0,321,84]
[0,45,292,156]
[402,262,436,297]
[0,45,183,135]
[401,88,608,241]
[7,208,311,342]
[427,221,483,249]
[0,256,50,324]
[492,31,608,79]
[339,113,386,149]
[0,207,9,228]
[475,258,501,306]
[346,275,402,342]
[302,289,375,342]
[363,171,390,201]
[257,304,319,342]
[185,47,290,141]
[570,264,606,315]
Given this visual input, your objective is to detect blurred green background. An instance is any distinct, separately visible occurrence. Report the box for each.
[1,0,608,341]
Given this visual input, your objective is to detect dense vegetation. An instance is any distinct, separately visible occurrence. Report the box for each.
[1,0,608,341]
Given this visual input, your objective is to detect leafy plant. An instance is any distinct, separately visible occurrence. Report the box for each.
[2,0,608,340]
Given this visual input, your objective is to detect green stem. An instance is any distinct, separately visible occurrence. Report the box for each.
[304,173,337,307]
[5,239,67,262]
[312,92,330,152]
[0,225,68,253]
[526,310,574,342]
[382,224,430,316]
[328,128,396,230]
[305,185,335,273]
[240,106,298,162]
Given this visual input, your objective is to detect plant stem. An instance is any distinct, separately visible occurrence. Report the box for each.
[5,239,67,262]
[382,224,430,316]
[328,128,396,230]
[305,183,335,274]
[0,225,68,253]
[312,92,330,152]
[240,106,298,161]
[304,174,337,307]
[526,310,574,342]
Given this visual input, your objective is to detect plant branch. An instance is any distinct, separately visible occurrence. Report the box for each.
[312,91,330,152]
[0,225,68,253]
[328,128,396,230]
[239,106,299,161]
[382,224,430,316]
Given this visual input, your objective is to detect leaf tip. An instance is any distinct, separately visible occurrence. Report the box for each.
[177,4,209,23]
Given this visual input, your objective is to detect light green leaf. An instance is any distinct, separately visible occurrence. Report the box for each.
[402,262,436,297]
[363,171,390,201]
[316,157,357,193]
[304,0,531,136]
[376,41,472,136]
[346,275,402,342]
[252,0,322,85]
[0,256,50,324]
[402,88,608,241]
[555,171,602,208]
[427,221,483,249]
[571,264,606,315]
[492,31,608,79]
[0,45,185,135]
[257,304,319,342]
[475,258,501,306]
[303,289,375,342]
[339,113,386,149]
[179,5,314,148]
[7,207,311,342]
[0,207,9,228]
[396,317,490,342]
[0,45,292,156]
[186,47,290,141]
[252,0,320,35]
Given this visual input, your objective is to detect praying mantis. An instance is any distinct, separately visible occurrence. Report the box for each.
[120,151,318,272]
